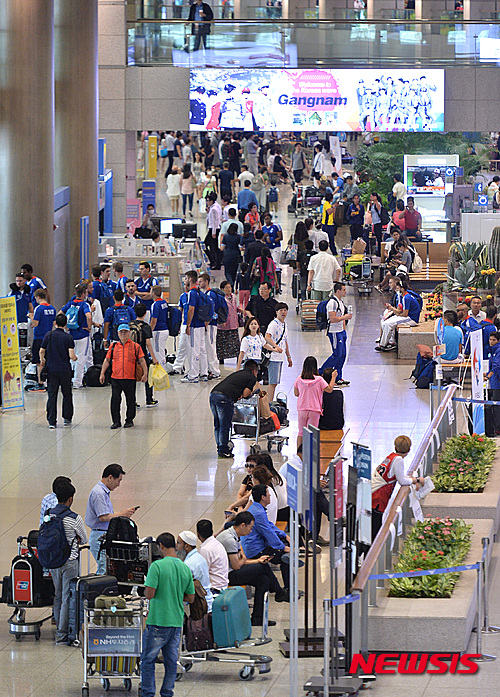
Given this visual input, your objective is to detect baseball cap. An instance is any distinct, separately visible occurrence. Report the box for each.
[179,530,198,547]
[117,323,130,332]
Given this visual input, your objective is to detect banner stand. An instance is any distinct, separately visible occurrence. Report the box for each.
[0,297,25,413]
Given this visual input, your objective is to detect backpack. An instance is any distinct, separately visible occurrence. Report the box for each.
[100,283,114,312]
[102,516,139,549]
[167,306,182,337]
[65,304,81,331]
[411,353,436,389]
[412,251,423,273]
[316,300,330,330]
[128,319,144,348]
[380,206,390,226]
[37,506,78,569]
[211,288,229,324]
[195,289,216,324]
[109,305,132,340]
[493,191,500,210]
[269,186,278,203]
[251,175,263,192]
[406,289,423,312]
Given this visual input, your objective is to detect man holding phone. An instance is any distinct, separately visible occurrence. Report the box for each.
[85,464,136,574]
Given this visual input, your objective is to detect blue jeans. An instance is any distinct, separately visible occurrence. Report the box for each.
[51,557,79,641]
[209,391,234,454]
[141,625,182,697]
[323,223,337,255]
[89,529,107,575]
[320,330,347,380]
[181,192,194,215]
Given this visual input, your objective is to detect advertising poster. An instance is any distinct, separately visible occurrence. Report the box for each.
[190,68,444,132]
[470,329,485,435]
[0,297,24,410]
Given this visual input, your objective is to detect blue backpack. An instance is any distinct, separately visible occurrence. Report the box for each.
[100,282,114,311]
[407,289,423,311]
[195,289,216,324]
[460,316,482,356]
[167,306,182,337]
[37,505,77,569]
[211,289,229,324]
[411,353,436,389]
[65,304,81,330]
[269,186,278,203]
[111,305,132,339]
[316,300,330,330]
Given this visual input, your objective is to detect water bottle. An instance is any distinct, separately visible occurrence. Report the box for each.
[348,305,353,314]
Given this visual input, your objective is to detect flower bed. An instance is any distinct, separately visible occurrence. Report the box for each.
[422,291,442,321]
[389,517,473,598]
[432,433,497,493]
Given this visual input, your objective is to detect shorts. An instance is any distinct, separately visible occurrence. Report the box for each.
[267,360,283,385]
[297,410,321,436]
[31,339,43,364]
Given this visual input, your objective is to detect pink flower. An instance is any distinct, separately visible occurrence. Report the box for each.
[437,551,444,555]
[419,535,425,540]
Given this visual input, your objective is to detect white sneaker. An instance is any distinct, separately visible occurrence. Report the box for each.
[181,376,199,383]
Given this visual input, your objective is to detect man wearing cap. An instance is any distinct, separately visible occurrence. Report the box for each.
[99,325,148,429]
[176,531,214,612]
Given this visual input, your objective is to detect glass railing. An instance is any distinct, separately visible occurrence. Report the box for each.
[127,19,500,68]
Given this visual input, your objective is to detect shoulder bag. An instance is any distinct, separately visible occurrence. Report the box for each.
[260,323,286,369]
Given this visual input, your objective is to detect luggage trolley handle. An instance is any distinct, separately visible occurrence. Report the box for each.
[78,545,91,577]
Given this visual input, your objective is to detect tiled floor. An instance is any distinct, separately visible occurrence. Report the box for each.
[1,179,499,696]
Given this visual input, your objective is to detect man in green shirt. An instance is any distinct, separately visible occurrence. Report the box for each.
[141,532,195,697]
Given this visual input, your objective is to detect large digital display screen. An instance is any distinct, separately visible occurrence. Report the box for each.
[189,68,445,132]
[404,155,459,197]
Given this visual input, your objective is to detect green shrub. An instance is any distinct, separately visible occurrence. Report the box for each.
[390,518,473,598]
[433,433,497,493]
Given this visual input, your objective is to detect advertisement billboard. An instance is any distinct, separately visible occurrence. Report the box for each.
[404,154,459,197]
[189,68,444,132]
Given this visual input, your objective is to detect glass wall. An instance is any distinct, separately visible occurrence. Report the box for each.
[127,19,500,68]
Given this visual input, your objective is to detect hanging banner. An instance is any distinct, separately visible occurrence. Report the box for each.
[0,297,24,410]
[470,329,485,434]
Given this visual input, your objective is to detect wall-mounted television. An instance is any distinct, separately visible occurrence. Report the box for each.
[189,68,445,132]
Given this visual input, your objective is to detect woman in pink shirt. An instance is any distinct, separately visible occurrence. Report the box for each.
[293,356,337,448]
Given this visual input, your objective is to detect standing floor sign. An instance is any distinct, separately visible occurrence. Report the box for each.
[353,443,372,546]
[470,329,485,434]
[0,297,24,410]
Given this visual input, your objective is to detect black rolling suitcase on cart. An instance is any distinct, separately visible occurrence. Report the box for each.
[67,574,118,645]
[292,273,300,299]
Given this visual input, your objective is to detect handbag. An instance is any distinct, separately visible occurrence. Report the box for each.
[250,259,261,283]
[159,148,169,157]
[134,345,144,382]
[285,243,298,263]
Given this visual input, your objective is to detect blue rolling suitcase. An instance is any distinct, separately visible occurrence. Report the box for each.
[211,587,251,648]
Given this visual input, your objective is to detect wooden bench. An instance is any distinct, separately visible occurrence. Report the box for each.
[320,429,344,471]
[409,242,450,289]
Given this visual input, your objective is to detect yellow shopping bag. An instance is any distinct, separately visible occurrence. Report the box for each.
[148,363,170,391]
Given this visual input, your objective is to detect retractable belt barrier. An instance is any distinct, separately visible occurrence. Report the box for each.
[452,396,500,406]
[368,563,479,581]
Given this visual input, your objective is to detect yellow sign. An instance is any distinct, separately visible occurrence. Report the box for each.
[0,297,24,410]
[148,135,157,180]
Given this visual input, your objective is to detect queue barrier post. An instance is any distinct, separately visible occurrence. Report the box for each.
[480,537,500,636]
[474,544,496,662]
[323,598,330,697]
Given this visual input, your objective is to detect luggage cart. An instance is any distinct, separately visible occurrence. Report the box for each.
[178,592,272,682]
[82,598,143,696]
[350,255,373,296]
[229,392,287,454]
[104,539,159,595]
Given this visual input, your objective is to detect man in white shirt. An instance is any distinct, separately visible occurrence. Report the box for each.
[469,296,486,322]
[309,227,329,252]
[320,282,352,387]
[392,173,406,204]
[238,165,254,188]
[196,519,229,593]
[306,240,342,300]
[265,303,292,401]
[176,530,213,612]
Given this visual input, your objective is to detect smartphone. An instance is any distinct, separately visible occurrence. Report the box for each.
[133,506,141,511]
[224,510,234,516]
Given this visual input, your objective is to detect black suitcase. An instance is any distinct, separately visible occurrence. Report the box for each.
[292,273,300,299]
[67,575,118,644]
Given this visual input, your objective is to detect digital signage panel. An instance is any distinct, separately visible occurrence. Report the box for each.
[189,68,445,132]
